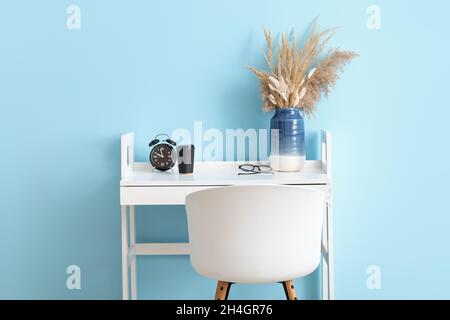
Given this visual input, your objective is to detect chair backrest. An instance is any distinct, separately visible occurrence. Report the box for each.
[185,185,325,284]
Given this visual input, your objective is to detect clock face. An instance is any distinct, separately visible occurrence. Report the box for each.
[150,144,176,171]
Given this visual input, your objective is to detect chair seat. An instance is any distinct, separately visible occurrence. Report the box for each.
[192,252,321,284]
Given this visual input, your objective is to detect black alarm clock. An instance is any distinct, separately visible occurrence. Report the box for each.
[148,134,177,171]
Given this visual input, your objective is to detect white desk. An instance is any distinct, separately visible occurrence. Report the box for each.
[120,131,334,300]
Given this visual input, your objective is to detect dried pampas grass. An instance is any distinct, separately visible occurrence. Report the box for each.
[248,21,358,116]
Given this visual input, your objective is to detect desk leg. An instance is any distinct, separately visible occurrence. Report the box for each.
[129,205,137,300]
[327,201,335,300]
[321,201,335,300]
[121,205,129,300]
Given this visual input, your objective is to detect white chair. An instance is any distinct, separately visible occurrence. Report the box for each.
[185,185,325,300]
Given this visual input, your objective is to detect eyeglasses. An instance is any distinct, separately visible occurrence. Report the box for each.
[238,164,274,175]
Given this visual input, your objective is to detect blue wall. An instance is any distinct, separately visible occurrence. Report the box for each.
[1,0,449,299]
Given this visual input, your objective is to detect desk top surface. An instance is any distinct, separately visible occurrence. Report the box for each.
[120,161,329,187]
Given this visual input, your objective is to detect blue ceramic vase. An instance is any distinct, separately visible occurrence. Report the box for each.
[269,108,306,172]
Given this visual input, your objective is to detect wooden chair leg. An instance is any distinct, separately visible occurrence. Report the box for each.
[215,281,231,300]
[282,280,298,300]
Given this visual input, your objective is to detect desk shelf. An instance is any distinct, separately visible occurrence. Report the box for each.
[120,131,332,189]
[121,161,328,187]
